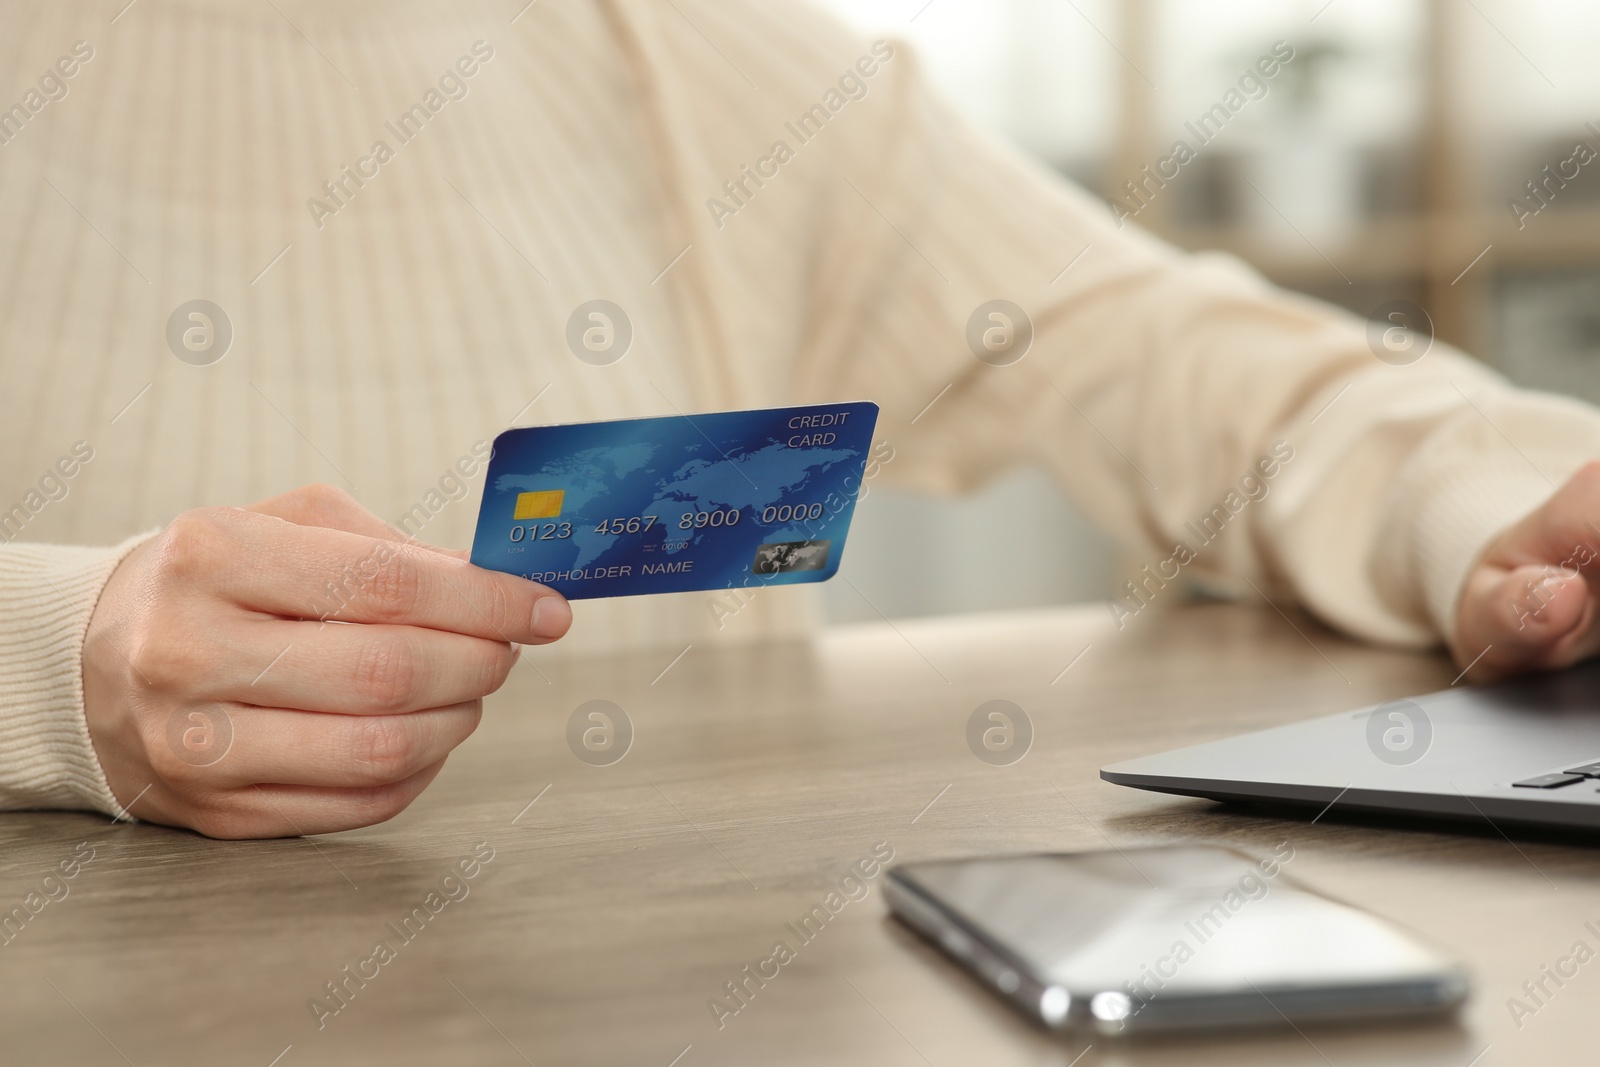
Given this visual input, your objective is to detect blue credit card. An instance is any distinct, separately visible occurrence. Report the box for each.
[470,402,880,599]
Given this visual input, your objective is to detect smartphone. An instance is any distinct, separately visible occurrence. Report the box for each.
[884,845,1468,1034]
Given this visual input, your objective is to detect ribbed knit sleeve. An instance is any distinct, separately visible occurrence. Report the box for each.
[630,0,1600,649]
[0,533,153,815]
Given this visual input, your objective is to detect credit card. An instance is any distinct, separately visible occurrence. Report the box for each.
[470,402,880,599]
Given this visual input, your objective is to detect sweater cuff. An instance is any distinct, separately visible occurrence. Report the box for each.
[0,531,157,816]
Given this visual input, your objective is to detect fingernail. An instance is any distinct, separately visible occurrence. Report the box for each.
[1534,574,1570,599]
[509,642,522,657]
[532,596,572,640]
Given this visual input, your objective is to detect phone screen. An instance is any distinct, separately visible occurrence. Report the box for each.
[885,845,1468,1034]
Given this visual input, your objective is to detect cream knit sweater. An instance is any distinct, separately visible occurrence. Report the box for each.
[2,0,1597,816]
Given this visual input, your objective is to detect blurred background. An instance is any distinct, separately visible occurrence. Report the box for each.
[820,0,1600,623]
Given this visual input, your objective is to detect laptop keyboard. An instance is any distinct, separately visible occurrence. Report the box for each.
[1513,772,1587,789]
[1513,763,1600,789]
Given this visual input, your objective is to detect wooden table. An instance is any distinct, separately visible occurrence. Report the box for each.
[1,602,1590,1065]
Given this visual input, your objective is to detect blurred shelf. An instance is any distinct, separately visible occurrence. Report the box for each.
[1486,207,1600,267]
[1162,206,1600,286]
[1161,216,1429,285]
[1106,0,1600,358]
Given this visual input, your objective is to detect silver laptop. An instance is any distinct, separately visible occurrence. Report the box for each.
[1101,660,1600,832]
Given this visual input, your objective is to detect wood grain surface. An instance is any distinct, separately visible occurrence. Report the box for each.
[0,602,1590,1066]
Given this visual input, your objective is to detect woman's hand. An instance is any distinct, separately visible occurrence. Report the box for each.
[82,484,570,838]
[1453,463,1600,683]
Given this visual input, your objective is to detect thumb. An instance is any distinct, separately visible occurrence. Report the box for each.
[241,484,464,557]
[1454,563,1597,681]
